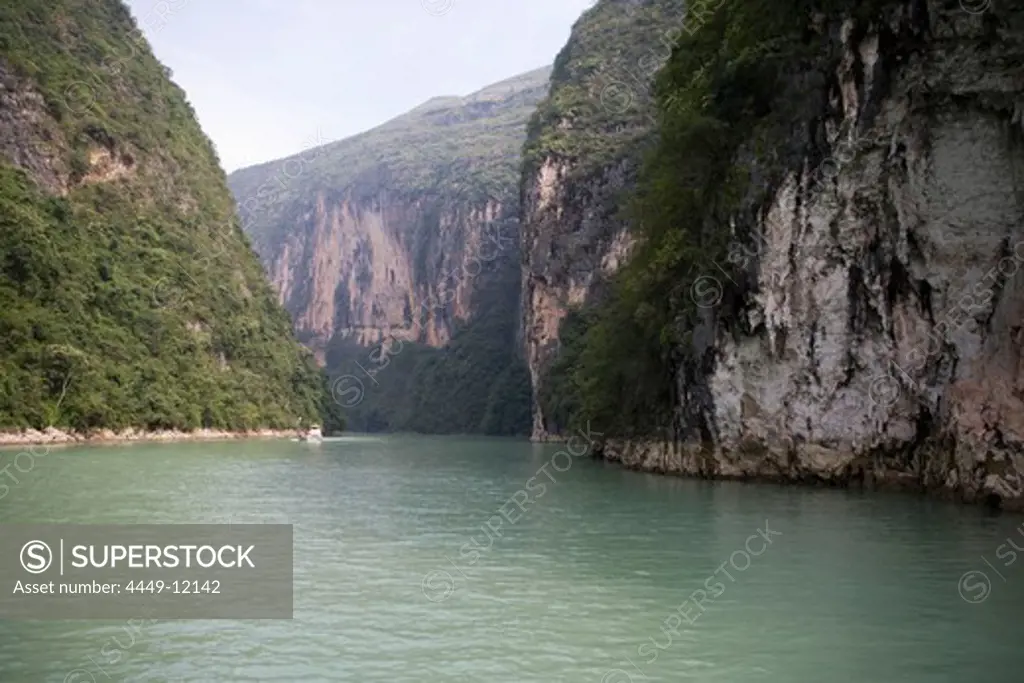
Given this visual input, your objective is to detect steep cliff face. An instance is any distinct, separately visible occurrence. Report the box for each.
[271,192,509,352]
[0,0,336,432]
[228,68,549,362]
[520,0,687,439]
[590,0,1024,509]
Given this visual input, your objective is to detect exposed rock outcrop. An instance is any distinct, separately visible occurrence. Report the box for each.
[0,59,69,194]
[520,0,686,439]
[229,67,549,363]
[526,0,1024,509]
[269,191,511,357]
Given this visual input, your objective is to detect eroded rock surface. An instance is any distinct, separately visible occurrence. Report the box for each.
[531,1,1024,509]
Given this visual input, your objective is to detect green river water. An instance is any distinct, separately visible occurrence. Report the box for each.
[0,435,1021,681]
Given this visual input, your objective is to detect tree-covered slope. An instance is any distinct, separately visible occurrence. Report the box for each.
[522,0,687,179]
[0,0,341,433]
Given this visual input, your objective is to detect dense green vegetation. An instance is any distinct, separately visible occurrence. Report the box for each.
[541,0,884,436]
[0,0,341,433]
[228,66,552,255]
[324,257,531,436]
[522,0,687,179]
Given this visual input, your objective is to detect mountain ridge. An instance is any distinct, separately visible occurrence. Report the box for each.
[229,65,553,257]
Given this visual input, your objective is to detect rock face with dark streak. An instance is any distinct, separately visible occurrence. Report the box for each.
[596,2,1024,510]
[520,0,687,440]
[228,67,550,364]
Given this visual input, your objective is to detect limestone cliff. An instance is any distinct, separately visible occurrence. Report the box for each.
[539,0,1024,509]
[520,0,687,439]
[228,67,549,363]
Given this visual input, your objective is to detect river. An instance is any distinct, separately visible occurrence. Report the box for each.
[0,435,1021,681]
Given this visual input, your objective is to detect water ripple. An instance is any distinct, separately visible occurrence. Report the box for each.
[0,437,1021,681]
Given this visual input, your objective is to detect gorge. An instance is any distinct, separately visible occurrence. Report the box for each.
[226,0,1024,510]
[2,1,1024,680]
[3,0,1021,511]
[227,67,550,434]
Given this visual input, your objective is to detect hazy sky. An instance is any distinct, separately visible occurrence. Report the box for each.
[123,0,595,172]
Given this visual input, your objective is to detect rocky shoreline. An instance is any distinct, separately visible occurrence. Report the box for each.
[597,439,1024,513]
[0,427,299,448]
